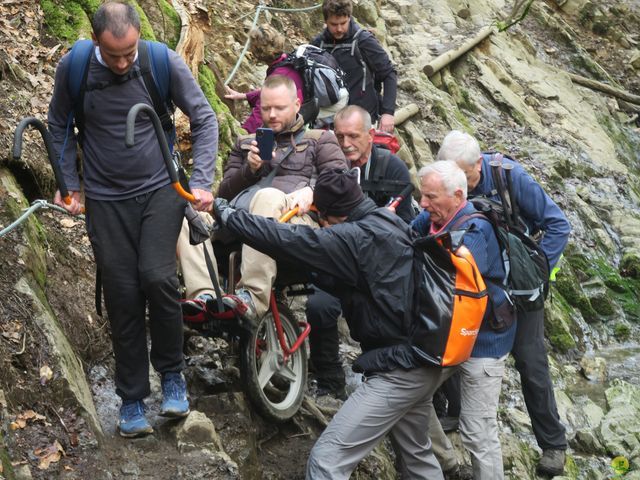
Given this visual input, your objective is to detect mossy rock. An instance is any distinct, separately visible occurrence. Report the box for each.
[137,0,181,48]
[197,64,244,190]
[40,0,97,42]
[554,268,599,322]
[545,295,578,353]
[613,323,631,341]
[40,0,155,42]
[620,252,640,279]
[1,169,48,289]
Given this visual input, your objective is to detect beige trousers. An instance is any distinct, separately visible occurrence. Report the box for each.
[238,187,317,316]
[176,214,219,299]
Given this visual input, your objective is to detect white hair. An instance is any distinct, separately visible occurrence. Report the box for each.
[436,130,481,167]
[418,160,467,198]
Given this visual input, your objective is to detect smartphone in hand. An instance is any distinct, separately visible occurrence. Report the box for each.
[256,127,275,162]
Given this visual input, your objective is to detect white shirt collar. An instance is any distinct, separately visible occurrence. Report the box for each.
[94,45,138,67]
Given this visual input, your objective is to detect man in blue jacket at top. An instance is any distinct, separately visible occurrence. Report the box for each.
[437,130,571,477]
[413,161,516,479]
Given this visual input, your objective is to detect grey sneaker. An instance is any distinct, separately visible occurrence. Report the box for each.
[222,289,257,326]
[536,449,565,477]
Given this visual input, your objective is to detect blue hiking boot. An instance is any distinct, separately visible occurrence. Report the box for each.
[160,372,190,418]
[118,400,153,438]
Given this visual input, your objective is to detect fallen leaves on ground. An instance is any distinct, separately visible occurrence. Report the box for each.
[34,440,65,470]
[10,409,47,430]
[39,365,53,385]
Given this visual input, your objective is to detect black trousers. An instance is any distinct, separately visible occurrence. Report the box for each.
[305,287,345,387]
[433,372,461,418]
[512,308,567,450]
[86,184,186,400]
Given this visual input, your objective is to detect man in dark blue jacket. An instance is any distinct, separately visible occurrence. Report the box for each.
[413,161,516,479]
[214,168,451,479]
[437,130,571,477]
[312,0,398,132]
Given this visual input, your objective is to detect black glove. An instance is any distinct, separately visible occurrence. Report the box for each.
[213,197,235,226]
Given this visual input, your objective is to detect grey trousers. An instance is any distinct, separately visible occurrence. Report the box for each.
[459,356,507,480]
[427,404,458,473]
[306,366,454,480]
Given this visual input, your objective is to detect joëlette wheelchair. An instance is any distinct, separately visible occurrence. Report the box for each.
[126,103,311,423]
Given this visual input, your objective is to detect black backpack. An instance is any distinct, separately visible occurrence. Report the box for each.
[463,162,550,313]
[274,44,347,125]
[360,148,404,202]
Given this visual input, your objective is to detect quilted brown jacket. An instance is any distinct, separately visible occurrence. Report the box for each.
[217,115,348,199]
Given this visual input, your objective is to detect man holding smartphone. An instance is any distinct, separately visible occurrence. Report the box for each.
[178,75,347,322]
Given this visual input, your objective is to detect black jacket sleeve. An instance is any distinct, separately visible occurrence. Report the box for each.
[358,31,397,115]
[225,209,363,287]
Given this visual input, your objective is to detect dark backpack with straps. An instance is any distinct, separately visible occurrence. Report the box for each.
[67,38,175,146]
[273,44,347,125]
[319,29,375,97]
[360,147,410,207]
[66,39,176,317]
[463,196,550,313]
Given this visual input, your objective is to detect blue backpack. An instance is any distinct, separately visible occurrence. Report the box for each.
[66,38,175,145]
[66,39,176,318]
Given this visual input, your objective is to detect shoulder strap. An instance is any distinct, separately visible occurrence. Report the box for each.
[259,129,307,187]
[450,212,490,231]
[371,147,391,180]
[67,39,95,143]
[302,129,324,141]
[138,40,173,134]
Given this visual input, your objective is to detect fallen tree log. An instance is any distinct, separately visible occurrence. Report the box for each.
[423,26,494,77]
[569,73,640,105]
[394,103,419,125]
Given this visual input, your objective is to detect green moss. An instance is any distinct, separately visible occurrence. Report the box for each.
[566,253,640,323]
[156,0,181,49]
[0,434,15,480]
[564,454,579,478]
[41,0,154,43]
[613,323,631,341]
[5,196,48,289]
[589,293,615,316]
[545,294,578,353]
[554,268,599,322]
[129,1,156,41]
[620,252,640,279]
[40,0,93,42]
[198,64,241,185]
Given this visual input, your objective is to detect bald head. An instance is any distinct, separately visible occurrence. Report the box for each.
[93,2,141,39]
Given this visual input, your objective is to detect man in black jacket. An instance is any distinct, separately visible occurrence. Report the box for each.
[214,169,451,479]
[312,0,398,132]
[307,105,414,398]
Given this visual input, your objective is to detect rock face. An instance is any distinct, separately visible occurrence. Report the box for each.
[1,0,640,478]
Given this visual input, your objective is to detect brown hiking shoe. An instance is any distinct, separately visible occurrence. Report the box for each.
[536,449,565,477]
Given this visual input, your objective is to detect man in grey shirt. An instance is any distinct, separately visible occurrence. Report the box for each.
[48,2,217,437]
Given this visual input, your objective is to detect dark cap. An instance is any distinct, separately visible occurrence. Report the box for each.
[313,168,364,217]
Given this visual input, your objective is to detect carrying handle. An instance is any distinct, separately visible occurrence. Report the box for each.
[278,204,318,223]
[13,117,72,205]
[386,183,414,210]
[125,103,196,204]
